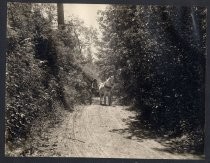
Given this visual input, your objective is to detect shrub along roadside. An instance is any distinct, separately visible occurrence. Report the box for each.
[6,3,95,155]
[96,5,206,154]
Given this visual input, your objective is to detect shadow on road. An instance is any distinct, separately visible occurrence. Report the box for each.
[109,106,204,157]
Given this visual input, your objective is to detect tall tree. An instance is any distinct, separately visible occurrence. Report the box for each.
[57,3,64,29]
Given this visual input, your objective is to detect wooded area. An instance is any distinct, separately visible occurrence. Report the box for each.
[96,5,206,153]
[6,3,98,153]
[5,3,206,156]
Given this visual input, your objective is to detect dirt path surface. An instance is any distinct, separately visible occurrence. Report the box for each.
[30,98,202,159]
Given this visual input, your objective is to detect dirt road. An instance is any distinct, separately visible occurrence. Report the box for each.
[30,98,202,159]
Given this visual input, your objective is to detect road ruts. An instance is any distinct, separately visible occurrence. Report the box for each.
[30,98,203,159]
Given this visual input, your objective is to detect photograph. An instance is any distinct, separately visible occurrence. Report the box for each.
[5,2,207,159]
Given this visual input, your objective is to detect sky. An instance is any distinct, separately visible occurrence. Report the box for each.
[63,4,109,61]
[63,4,108,30]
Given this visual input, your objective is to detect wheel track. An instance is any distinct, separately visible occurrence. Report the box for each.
[81,106,101,157]
[72,106,88,157]
[90,105,110,157]
[84,105,107,157]
[30,100,203,159]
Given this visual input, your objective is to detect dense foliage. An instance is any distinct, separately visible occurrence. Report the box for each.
[6,2,206,155]
[6,3,96,147]
[97,5,206,152]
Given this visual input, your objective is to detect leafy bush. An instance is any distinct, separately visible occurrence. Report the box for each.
[97,5,206,152]
[6,3,95,148]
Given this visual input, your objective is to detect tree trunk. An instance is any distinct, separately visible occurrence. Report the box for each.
[57,3,64,29]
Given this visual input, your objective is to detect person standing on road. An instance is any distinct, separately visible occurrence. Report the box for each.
[91,79,98,97]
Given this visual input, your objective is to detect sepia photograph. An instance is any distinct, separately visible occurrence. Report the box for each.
[5,2,206,159]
